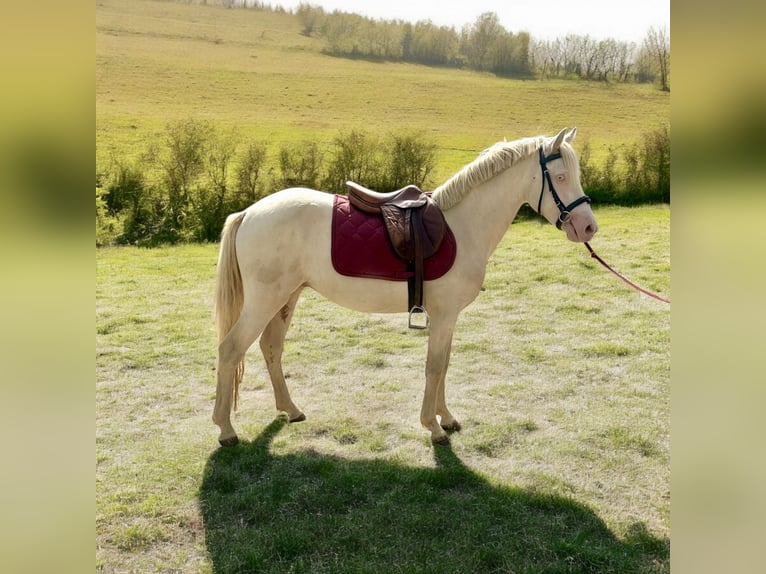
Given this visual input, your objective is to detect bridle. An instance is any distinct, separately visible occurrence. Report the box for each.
[536,147,591,229]
[535,146,670,304]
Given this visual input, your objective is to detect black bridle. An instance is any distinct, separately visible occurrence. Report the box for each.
[536,146,669,303]
[536,147,591,229]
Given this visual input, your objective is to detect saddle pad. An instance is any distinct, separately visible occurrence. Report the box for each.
[331,194,457,281]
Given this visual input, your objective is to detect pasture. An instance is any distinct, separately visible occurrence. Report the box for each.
[96,205,669,573]
[96,0,670,182]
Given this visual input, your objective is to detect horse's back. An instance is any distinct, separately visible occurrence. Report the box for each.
[241,187,331,222]
[237,187,331,238]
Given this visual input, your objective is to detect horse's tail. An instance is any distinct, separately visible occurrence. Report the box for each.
[215,210,247,410]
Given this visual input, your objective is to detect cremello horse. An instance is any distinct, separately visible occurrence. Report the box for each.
[214,128,597,446]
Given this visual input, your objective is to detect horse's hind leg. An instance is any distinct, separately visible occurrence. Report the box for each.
[214,299,287,446]
[260,287,305,423]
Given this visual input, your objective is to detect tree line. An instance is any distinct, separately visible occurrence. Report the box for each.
[96,119,669,246]
[533,27,670,91]
[301,8,532,78]
[294,4,669,89]
[213,3,669,89]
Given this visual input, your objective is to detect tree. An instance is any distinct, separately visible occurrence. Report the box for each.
[408,21,459,67]
[321,11,364,56]
[296,2,324,36]
[460,12,504,71]
[489,31,531,77]
[643,26,670,91]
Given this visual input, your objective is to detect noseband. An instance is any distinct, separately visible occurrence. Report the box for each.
[536,147,591,229]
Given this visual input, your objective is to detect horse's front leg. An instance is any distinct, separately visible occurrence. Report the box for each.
[437,376,461,432]
[421,316,456,445]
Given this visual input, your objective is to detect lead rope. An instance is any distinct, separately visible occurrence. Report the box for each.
[584,242,670,304]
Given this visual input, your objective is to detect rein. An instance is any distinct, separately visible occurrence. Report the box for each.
[536,145,669,305]
[584,242,670,304]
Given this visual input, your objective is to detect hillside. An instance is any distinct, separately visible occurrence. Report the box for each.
[96,0,669,184]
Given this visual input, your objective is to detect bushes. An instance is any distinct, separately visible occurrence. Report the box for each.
[322,130,435,194]
[98,120,253,246]
[323,129,382,192]
[579,124,670,205]
[278,141,324,189]
[234,141,268,209]
[384,132,437,190]
[96,185,120,247]
[96,120,668,246]
[97,121,437,246]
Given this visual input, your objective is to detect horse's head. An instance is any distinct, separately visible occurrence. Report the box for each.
[536,128,598,243]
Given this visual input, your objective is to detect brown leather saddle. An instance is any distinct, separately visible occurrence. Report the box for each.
[347,181,448,329]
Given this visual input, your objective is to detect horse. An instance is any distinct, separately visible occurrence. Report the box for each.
[213,127,597,447]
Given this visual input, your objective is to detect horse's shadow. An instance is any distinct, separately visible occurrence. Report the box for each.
[199,419,667,573]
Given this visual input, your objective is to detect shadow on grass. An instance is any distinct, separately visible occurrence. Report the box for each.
[199,418,668,573]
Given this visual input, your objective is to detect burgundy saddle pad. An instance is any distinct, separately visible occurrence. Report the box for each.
[331,194,457,281]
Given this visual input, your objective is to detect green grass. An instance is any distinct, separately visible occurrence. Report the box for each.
[200,419,662,574]
[96,0,669,184]
[97,2,669,570]
[96,205,669,572]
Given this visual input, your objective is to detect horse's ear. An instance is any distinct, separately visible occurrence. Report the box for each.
[550,128,568,153]
[565,127,577,143]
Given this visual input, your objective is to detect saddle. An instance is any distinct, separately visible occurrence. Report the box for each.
[347,181,448,328]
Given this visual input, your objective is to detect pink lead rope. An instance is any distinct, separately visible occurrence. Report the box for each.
[584,242,670,304]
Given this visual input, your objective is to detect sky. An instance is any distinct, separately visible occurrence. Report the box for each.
[270,0,669,44]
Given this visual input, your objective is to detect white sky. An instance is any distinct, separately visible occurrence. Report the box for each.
[271,0,669,44]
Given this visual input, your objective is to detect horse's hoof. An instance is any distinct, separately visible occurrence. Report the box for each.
[289,413,306,423]
[441,420,462,432]
[218,435,239,447]
[432,434,451,447]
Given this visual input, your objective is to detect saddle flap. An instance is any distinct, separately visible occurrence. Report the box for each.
[379,204,412,259]
[379,201,446,261]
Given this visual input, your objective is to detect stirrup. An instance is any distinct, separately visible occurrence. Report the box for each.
[408,305,430,330]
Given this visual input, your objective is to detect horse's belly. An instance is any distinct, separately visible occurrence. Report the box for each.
[308,274,409,314]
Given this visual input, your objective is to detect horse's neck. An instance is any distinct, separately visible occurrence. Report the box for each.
[446,161,531,261]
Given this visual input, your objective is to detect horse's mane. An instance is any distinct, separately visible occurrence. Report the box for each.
[431,135,575,211]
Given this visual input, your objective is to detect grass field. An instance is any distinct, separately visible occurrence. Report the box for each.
[97,1,670,571]
[96,0,670,184]
[96,205,669,573]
